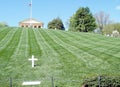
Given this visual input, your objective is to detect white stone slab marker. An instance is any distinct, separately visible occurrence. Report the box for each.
[22,81,41,85]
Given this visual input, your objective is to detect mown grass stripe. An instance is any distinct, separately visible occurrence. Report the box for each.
[48,30,106,74]
[39,30,84,79]
[7,28,30,79]
[28,28,42,57]
[0,27,12,41]
[33,29,63,78]
[0,29,17,51]
[38,29,69,78]
[52,30,120,73]
[47,31,89,67]
[0,28,22,79]
[36,29,58,57]
[0,27,9,33]
[65,32,120,63]
[69,31,120,48]
[0,28,22,58]
[10,28,29,58]
[55,30,119,58]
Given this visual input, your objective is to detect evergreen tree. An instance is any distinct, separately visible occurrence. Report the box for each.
[47,17,65,30]
[69,7,97,32]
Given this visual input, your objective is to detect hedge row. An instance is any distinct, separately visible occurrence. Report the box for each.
[82,76,120,87]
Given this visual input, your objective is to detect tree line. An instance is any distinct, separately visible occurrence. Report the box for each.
[47,7,97,31]
[1,6,120,35]
[47,7,120,35]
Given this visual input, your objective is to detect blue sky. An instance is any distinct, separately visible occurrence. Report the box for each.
[0,0,120,28]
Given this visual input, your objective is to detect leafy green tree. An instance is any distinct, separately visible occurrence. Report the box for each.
[47,17,65,30]
[69,7,97,32]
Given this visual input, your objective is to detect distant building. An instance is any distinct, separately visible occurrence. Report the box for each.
[19,18,44,28]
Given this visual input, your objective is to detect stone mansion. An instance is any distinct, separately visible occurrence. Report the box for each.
[19,18,44,28]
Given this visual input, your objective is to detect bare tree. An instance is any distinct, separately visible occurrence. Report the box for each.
[95,11,111,31]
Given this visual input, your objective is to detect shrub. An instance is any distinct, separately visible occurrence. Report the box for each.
[82,76,120,87]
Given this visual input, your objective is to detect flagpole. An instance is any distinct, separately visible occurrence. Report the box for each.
[30,0,32,19]
[29,0,32,27]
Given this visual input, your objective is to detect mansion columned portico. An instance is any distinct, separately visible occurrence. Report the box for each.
[19,18,44,28]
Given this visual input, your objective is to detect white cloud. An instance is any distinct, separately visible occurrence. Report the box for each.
[116,6,120,10]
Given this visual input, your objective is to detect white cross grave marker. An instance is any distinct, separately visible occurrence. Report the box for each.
[28,55,38,67]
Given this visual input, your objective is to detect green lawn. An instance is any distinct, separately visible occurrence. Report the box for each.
[0,27,120,87]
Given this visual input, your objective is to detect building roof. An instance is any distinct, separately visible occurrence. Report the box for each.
[19,18,43,24]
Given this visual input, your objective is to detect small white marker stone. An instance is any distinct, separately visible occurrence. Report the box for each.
[22,81,41,85]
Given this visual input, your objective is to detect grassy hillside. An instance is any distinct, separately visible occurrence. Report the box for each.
[0,27,120,87]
